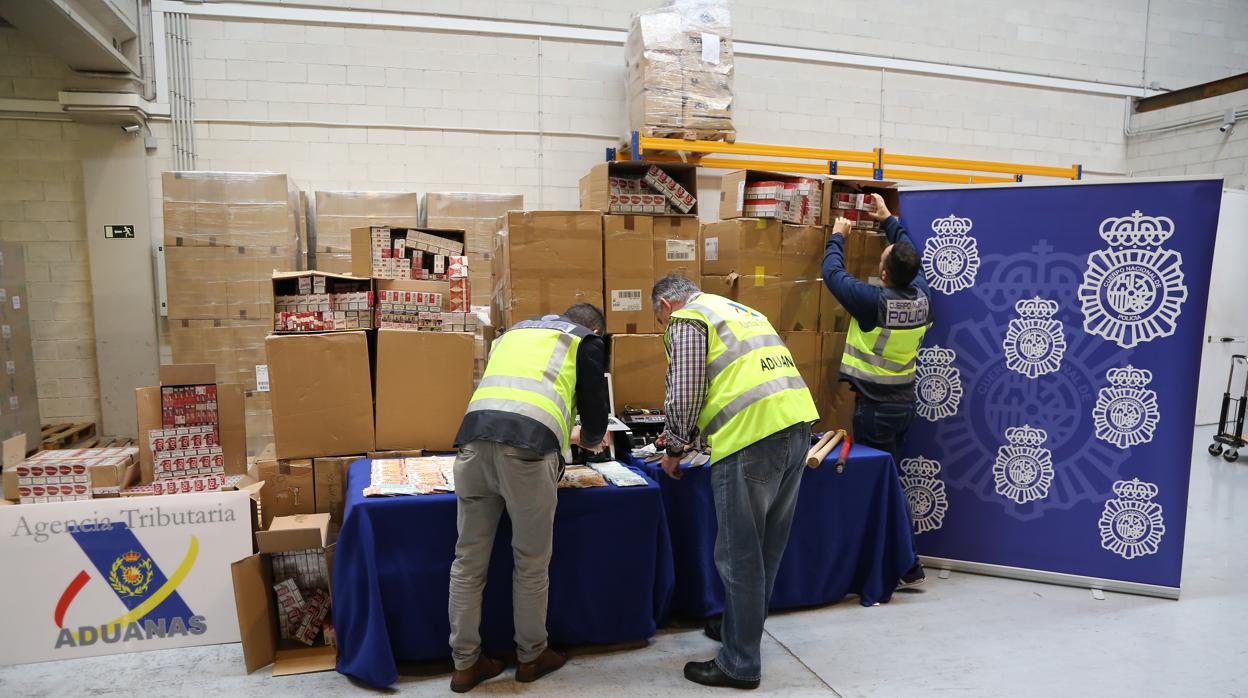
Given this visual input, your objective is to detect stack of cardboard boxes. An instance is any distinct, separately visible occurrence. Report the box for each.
[163,172,304,457]
[0,242,39,444]
[307,191,420,274]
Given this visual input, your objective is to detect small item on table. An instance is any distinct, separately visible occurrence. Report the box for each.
[589,460,648,487]
[558,465,609,489]
[807,430,845,468]
[835,435,853,473]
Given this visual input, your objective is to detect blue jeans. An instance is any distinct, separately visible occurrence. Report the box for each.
[853,396,918,561]
[711,423,811,682]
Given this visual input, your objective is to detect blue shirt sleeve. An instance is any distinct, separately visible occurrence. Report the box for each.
[822,231,881,331]
[882,215,931,298]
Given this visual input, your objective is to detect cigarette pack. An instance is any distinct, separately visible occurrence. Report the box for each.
[644,165,696,213]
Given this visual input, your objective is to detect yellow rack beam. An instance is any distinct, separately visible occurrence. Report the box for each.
[881,152,1079,179]
[637,135,877,164]
[622,152,1017,184]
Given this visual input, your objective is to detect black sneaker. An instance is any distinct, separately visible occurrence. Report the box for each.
[898,561,926,588]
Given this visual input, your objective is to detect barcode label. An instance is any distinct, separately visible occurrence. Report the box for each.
[705,237,719,261]
[10,295,18,310]
[611,289,643,312]
[666,239,696,262]
[701,33,720,64]
[255,365,270,392]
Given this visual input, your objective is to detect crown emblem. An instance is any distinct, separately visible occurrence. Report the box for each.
[900,456,941,477]
[1098,210,1175,247]
[122,550,142,563]
[932,215,972,236]
[1111,477,1160,500]
[1106,365,1153,388]
[918,346,955,365]
[1005,424,1047,447]
[1015,296,1059,318]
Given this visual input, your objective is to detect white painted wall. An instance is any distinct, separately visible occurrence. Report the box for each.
[1125,91,1248,189]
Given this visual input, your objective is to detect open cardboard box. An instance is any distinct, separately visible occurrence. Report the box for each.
[349,226,467,279]
[136,363,247,484]
[579,161,699,217]
[822,176,900,225]
[271,270,374,333]
[719,169,823,222]
[231,512,338,676]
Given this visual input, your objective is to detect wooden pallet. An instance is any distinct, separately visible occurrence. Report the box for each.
[638,126,737,143]
[96,436,135,448]
[39,422,97,450]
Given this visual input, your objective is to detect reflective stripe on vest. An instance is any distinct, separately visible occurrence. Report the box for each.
[669,293,818,463]
[841,316,927,386]
[465,318,583,451]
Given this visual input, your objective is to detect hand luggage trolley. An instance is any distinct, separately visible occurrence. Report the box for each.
[1208,354,1247,463]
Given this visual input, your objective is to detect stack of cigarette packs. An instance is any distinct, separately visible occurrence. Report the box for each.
[745,178,822,225]
[271,548,332,646]
[644,165,696,213]
[370,226,465,280]
[149,425,225,482]
[829,188,881,230]
[161,384,218,427]
[606,168,698,215]
[376,289,478,332]
[14,462,91,503]
[15,447,138,503]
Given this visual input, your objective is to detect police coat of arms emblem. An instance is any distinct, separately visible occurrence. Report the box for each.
[922,214,980,295]
[1078,210,1187,348]
[1099,478,1166,559]
[993,424,1054,504]
[1092,365,1160,449]
[900,456,948,534]
[915,346,962,422]
[1003,296,1066,379]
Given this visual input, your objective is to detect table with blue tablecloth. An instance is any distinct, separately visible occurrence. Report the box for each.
[332,458,675,689]
[632,444,915,618]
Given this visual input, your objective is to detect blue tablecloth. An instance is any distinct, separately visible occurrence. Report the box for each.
[632,444,914,618]
[333,458,675,688]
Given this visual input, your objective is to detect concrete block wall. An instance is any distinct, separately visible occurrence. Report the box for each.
[1125,92,1248,189]
[0,28,101,427]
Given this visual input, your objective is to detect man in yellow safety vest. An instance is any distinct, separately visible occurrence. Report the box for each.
[447,303,609,693]
[652,274,818,690]
[822,193,931,588]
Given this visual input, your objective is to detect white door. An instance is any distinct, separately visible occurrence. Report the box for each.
[1195,189,1248,426]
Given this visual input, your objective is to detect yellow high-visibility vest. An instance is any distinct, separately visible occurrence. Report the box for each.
[668,293,818,463]
[840,286,929,389]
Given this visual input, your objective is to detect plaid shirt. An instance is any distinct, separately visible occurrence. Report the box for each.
[661,317,708,449]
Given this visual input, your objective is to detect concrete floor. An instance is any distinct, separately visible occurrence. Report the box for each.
[3,426,1245,697]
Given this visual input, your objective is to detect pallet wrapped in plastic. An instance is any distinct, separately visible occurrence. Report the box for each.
[308,190,421,274]
[625,0,734,139]
[422,192,523,307]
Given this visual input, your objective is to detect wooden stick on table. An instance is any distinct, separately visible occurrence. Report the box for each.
[806,430,845,468]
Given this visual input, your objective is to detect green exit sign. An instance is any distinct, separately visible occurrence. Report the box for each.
[105,225,135,239]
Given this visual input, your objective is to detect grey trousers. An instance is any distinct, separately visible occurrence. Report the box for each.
[448,439,561,670]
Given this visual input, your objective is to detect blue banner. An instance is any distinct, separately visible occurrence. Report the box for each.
[897,179,1222,594]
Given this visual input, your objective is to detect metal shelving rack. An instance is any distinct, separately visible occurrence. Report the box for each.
[610,131,1082,185]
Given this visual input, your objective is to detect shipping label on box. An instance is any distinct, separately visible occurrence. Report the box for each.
[611,289,644,312]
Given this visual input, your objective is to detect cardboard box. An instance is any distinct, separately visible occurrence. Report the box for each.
[493,211,603,329]
[136,365,246,484]
[701,274,782,327]
[253,444,316,527]
[699,218,783,277]
[309,190,420,270]
[604,215,656,334]
[609,334,667,413]
[266,332,375,459]
[819,286,851,333]
[782,331,822,409]
[312,456,355,529]
[822,176,900,227]
[579,161,699,217]
[350,226,466,280]
[374,330,474,451]
[422,192,523,307]
[232,513,337,675]
[778,225,825,333]
[272,271,374,332]
[652,215,699,280]
[817,332,853,434]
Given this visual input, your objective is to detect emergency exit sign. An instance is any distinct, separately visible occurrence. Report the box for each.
[104,224,135,239]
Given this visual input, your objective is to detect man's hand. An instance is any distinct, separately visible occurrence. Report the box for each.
[660,452,683,480]
[867,193,892,222]
[832,217,852,236]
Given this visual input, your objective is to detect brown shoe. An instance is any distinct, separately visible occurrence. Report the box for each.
[450,655,505,693]
[515,647,566,683]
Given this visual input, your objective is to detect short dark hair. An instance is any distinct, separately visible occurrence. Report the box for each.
[564,303,605,335]
[885,241,921,288]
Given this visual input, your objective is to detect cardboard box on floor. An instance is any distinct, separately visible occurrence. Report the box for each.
[266,332,375,459]
[609,334,667,414]
[492,211,603,329]
[136,364,247,483]
[231,513,337,675]
[604,214,656,334]
[374,330,474,452]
